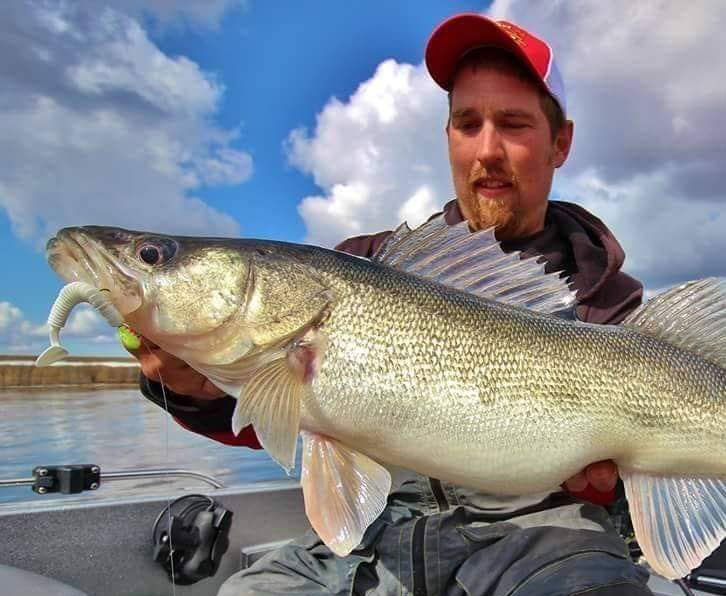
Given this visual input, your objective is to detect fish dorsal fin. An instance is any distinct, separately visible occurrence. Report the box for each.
[623,278,726,368]
[373,221,412,261]
[621,469,726,579]
[372,214,576,315]
[300,431,391,556]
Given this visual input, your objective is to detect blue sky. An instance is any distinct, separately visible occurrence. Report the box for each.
[150,0,481,241]
[1,1,724,355]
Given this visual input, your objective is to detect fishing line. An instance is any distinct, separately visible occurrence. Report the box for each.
[674,578,696,596]
[142,338,177,596]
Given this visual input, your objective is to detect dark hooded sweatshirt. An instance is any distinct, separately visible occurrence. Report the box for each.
[140,200,643,477]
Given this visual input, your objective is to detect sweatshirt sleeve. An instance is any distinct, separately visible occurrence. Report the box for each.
[575,272,643,325]
[139,373,262,449]
[334,230,393,257]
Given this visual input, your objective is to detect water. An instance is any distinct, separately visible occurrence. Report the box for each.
[0,388,299,505]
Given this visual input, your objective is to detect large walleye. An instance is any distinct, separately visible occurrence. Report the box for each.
[40,216,726,580]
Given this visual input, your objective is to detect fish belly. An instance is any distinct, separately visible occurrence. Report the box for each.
[301,290,726,494]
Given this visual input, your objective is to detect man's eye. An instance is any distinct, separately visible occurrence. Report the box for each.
[458,121,480,131]
[503,121,528,129]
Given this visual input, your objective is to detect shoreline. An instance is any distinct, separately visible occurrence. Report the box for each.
[1,383,137,391]
[0,355,140,388]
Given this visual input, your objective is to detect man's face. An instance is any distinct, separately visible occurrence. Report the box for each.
[447,64,573,241]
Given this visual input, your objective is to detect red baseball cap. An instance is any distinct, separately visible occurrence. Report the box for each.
[425,13,566,115]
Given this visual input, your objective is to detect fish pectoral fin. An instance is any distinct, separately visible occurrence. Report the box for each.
[301,431,391,557]
[191,330,328,473]
[190,346,286,402]
[621,468,726,579]
[231,356,308,473]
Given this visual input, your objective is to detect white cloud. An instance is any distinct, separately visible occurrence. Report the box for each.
[63,307,108,337]
[557,167,725,288]
[0,301,118,354]
[397,186,439,230]
[0,301,114,354]
[114,0,247,28]
[0,1,250,246]
[0,303,44,343]
[490,0,726,288]
[286,59,452,247]
[288,1,726,290]
[0,302,47,348]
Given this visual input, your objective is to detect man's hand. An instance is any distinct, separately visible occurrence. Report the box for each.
[124,333,225,401]
[563,460,619,504]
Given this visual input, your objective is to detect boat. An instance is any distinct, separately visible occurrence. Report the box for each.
[0,466,306,595]
[1,463,725,596]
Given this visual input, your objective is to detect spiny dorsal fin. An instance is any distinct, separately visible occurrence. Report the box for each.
[623,278,726,369]
[372,214,576,315]
[374,221,411,261]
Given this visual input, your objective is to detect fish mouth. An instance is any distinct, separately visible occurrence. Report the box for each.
[47,227,143,315]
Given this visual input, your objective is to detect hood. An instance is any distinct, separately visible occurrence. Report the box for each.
[538,200,626,302]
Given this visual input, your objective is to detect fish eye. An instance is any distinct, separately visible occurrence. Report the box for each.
[139,245,160,264]
[136,238,177,266]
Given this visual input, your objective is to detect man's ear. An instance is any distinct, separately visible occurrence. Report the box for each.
[553,120,574,168]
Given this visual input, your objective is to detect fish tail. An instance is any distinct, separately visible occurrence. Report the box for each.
[620,277,726,579]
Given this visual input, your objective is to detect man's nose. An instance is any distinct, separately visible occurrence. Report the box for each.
[475,122,505,164]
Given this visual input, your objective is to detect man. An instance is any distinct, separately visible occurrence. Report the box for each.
[130,14,650,596]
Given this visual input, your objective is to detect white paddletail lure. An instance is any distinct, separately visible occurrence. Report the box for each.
[35,281,124,367]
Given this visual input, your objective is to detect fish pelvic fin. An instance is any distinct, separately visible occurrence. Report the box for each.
[371,214,576,315]
[621,469,726,579]
[301,431,391,557]
[623,277,726,369]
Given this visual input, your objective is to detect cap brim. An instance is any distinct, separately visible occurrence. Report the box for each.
[425,13,539,91]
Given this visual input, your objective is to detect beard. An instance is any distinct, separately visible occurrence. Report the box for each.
[467,193,515,233]
[460,165,519,239]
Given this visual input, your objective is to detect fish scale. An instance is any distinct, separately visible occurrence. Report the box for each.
[40,220,726,576]
[290,251,726,493]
